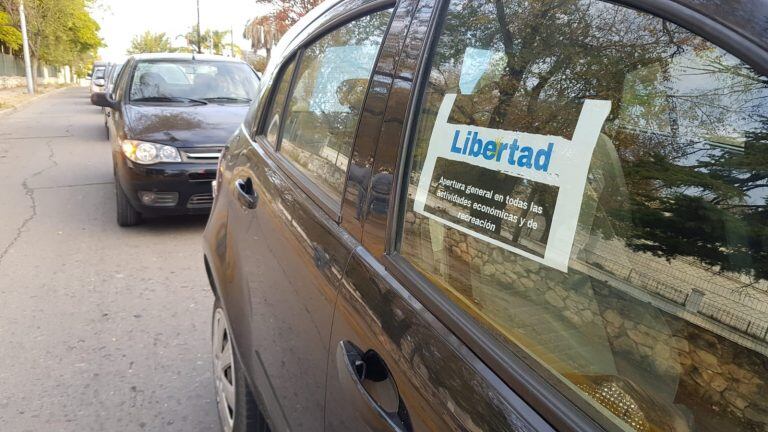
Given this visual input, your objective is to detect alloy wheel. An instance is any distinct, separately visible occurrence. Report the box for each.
[213,308,236,432]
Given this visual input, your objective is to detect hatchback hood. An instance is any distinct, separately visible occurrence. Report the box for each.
[124,103,248,147]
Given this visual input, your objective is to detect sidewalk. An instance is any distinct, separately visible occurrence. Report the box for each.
[0,84,76,112]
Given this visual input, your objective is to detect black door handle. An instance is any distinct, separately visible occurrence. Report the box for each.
[235,178,259,210]
[336,341,411,432]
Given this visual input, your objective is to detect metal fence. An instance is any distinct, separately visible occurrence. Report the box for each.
[580,248,768,344]
[0,53,60,78]
[0,53,25,77]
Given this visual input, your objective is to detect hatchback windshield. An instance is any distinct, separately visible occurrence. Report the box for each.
[129,60,259,103]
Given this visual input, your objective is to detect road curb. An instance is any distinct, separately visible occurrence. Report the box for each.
[0,86,77,118]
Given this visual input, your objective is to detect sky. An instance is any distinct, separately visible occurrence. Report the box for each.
[92,0,272,62]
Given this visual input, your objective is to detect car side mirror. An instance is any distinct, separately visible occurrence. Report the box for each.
[91,92,117,109]
[94,78,106,87]
[87,73,92,80]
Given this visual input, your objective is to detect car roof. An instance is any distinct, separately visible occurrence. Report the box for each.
[128,53,246,63]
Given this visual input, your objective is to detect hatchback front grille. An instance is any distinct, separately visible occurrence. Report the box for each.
[180,147,223,163]
[187,193,214,208]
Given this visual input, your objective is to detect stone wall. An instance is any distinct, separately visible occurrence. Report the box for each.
[0,76,26,89]
[281,143,346,193]
[402,213,768,431]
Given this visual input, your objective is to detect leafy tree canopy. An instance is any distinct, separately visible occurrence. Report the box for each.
[0,0,102,65]
[127,31,173,54]
[244,0,322,61]
[0,10,22,50]
[183,25,232,56]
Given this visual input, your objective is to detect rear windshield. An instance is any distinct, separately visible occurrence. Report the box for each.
[92,67,105,79]
[129,60,260,104]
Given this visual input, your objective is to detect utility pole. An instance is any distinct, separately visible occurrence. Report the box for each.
[230,27,234,58]
[19,0,34,95]
[196,0,203,54]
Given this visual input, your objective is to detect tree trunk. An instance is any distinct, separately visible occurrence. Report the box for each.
[30,56,39,92]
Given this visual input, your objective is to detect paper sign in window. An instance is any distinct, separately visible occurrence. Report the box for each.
[413,94,612,272]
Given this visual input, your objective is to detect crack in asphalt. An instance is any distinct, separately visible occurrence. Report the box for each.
[0,135,71,141]
[0,141,59,268]
[32,181,114,191]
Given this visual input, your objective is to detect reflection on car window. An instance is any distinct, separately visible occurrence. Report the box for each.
[399,1,768,431]
[278,9,392,204]
[129,60,259,103]
[265,58,297,147]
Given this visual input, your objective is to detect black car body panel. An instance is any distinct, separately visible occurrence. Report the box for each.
[204,0,768,431]
[123,104,248,148]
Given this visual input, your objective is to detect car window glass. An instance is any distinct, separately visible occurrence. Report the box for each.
[265,58,297,146]
[278,9,392,205]
[129,61,259,102]
[398,1,768,431]
[108,64,124,96]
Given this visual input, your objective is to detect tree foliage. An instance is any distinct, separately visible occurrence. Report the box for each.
[244,0,322,61]
[0,10,22,50]
[127,31,172,54]
[0,0,101,81]
[183,25,232,56]
[0,0,102,63]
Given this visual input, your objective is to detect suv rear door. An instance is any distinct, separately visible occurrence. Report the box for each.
[224,2,395,430]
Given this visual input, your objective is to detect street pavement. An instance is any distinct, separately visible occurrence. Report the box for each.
[0,87,218,431]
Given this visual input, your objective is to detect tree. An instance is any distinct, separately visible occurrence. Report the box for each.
[0,10,22,51]
[244,0,322,63]
[183,25,231,55]
[0,0,102,87]
[127,31,172,54]
[205,29,229,55]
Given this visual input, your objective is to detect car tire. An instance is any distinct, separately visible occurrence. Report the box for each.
[212,299,270,432]
[115,181,142,227]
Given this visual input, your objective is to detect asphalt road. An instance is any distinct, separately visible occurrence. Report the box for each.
[0,87,218,431]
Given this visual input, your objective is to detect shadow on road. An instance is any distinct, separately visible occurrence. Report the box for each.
[123,214,209,234]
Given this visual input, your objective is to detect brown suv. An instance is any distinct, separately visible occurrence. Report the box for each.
[203,0,768,431]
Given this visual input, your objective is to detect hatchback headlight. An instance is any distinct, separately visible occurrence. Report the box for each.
[121,140,181,164]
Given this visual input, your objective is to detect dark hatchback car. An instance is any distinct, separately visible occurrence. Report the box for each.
[92,53,260,226]
[204,0,768,431]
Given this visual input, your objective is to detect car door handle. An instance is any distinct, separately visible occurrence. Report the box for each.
[312,243,330,269]
[235,178,259,210]
[336,341,412,432]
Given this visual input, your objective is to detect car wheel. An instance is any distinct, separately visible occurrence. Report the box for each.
[115,181,142,227]
[212,299,270,432]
